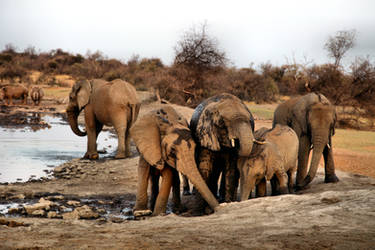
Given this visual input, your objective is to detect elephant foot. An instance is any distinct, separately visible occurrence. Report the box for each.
[325,174,339,183]
[83,152,99,160]
[133,209,152,217]
[278,186,289,195]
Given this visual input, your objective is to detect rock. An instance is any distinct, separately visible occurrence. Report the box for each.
[48,195,64,201]
[0,218,29,227]
[75,205,99,219]
[63,206,99,220]
[23,198,55,214]
[10,194,25,200]
[47,211,62,219]
[67,200,81,206]
[97,208,106,214]
[32,210,45,217]
[8,207,23,214]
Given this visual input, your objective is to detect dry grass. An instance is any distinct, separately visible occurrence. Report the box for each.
[333,129,375,154]
[43,87,71,99]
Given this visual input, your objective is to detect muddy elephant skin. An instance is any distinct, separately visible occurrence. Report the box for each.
[190,93,256,202]
[238,124,299,201]
[130,105,219,216]
[2,84,28,105]
[30,86,44,105]
[66,79,140,159]
[273,92,339,189]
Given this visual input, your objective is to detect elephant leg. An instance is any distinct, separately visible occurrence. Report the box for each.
[153,167,173,216]
[287,169,295,194]
[113,118,127,159]
[133,157,152,216]
[182,174,191,196]
[125,126,131,157]
[323,145,339,183]
[256,178,267,197]
[270,176,279,196]
[84,106,99,159]
[172,169,183,213]
[149,168,160,212]
[224,154,239,202]
[296,136,311,189]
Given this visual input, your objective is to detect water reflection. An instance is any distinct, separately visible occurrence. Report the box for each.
[0,115,117,183]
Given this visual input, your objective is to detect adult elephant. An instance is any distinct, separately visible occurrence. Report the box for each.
[190,93,256,202]
[2,84,28,105]
[130,105,219,216]
[273,92,339,189]
[30,86,44,106]
[66,79,140,159]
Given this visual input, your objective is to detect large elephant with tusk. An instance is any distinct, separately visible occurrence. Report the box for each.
[189,93,258,203]
[273,92,339,189]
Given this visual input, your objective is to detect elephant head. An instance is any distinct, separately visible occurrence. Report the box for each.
[300,102,336,186]
[66,80,92,136]
[130,105,219,210]
[238,142,280,201]
[191,93,255,156]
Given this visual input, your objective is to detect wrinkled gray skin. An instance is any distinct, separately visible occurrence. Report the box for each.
[190,93,255,203]
[237,125,299,201]
[130,105,219,216]
[30,86,44,105]
[66,79,140,159]
[273,92,339,189]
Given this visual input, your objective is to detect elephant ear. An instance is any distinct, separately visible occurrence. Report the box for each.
[76,80,92,110]
[130,114,164,170]
[196,103,221,151]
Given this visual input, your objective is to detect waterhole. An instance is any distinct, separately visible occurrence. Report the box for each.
[0,114,117,183]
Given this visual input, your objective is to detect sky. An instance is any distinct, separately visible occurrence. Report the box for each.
[0,0,374,68]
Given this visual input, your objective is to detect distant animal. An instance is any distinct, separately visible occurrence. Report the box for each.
[1,84,28,105]
[66,78,140,159]
[30,86,44,105]
[237,124,299,200]
[273,92,339,189]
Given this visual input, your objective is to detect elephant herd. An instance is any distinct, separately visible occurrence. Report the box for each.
[66,79,339,216]
[1,83,44,106]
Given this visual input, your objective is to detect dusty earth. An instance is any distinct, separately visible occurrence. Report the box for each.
[0,95,375,249]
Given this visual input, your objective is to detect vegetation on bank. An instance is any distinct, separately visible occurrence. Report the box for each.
[0,26,373,129]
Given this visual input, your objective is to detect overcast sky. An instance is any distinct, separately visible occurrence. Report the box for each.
[1,0,374,68]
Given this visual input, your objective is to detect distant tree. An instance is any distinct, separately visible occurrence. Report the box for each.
[324,29,356,67]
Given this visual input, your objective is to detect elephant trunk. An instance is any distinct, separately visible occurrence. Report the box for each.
[176,159,219,210]
[238,158,256,201]
[66,106,86,137]
[234,122,254,157]
[301,134,327,187]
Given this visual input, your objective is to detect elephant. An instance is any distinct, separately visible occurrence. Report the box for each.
[190,93,256,202]
[66,78,140,159]
[273,92,339,189]
[130,105,219,216]
[30,86,44,105]
[1,84,28,105]
[237,124,299,201]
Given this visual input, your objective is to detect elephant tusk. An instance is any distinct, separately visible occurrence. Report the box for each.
[231,138,235,147]
[253,139,266,145]
[310,144,314,149]
[327,144,331,149]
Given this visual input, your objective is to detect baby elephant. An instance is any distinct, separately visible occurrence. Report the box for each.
[2,84,28,105]
[237,124,299,201]
[30,86,44,105]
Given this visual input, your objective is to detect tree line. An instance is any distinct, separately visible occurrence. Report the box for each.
[0,27,374,127]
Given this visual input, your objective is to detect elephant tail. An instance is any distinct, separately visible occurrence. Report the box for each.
[129,103,141,126]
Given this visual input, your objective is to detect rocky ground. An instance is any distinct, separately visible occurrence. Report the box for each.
[0,97,375,249]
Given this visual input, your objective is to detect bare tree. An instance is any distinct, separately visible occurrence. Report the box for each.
[324,29,356,67]
[174,22,227,94]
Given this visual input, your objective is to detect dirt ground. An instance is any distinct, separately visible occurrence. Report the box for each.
[0,95,375,249]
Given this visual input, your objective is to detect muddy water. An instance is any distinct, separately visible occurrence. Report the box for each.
[0,115,117,183]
